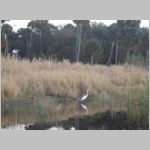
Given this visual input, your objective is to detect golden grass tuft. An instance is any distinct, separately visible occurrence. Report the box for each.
[1,56,148,98]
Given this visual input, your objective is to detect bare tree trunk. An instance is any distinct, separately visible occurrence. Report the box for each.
[91,53,94,65]
[26,37,29,53]
[146,49,149,65]
[76,24,82,63]
[26,32,33,60]
[4,33,8,56]
[115,40,119,64]
[107,41,115,65]
[39,30,42,57]
[127,49,130,64]
[75,25,79,62]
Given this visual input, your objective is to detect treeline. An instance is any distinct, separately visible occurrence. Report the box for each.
[1,20,149,65]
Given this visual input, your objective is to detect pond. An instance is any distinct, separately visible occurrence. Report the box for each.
[1,96,149,130]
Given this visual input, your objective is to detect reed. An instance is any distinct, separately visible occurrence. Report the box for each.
[1,56,148,99]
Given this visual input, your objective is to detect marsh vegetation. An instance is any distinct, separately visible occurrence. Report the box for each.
[1,56,149,129]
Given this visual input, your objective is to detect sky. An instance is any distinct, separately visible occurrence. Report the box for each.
[7,20,149,32]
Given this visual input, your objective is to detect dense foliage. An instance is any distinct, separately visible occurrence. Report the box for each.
[1,20,149,65]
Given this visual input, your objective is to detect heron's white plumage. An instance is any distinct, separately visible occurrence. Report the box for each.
[80,89,90,114]
[80,89,89,101]
[81,95,88,101]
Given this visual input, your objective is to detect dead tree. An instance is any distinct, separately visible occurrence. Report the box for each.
[115,40,119,64]
[26,32,33,60]
[76,24,82,63]
[91,53,94,65]
[107,41,115,65]
[75,25,79,61]
[146,49,149,65]
[4,33,9,56]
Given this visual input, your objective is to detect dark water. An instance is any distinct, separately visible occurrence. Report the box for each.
[4,111,147,130]
[1,96,149,130]
[26,111,149,130]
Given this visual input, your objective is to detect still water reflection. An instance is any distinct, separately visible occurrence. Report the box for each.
[2,124,76,130]
[1,96,149,130]
[2,111,148,130]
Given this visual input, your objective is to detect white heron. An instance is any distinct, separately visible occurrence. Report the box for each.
[80,89,90,102]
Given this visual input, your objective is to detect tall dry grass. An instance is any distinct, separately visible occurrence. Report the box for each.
[1,56,148,98]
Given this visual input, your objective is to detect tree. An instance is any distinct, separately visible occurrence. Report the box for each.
[1,20,148,66]
[1,23,13,55]
[138,27,149,65]
[81,38,102,64]
[54,24,76,61]
[27,20,58,59]
[107,23,118,65]
[107,41,115,65]
[17,28,31,58]
[117,20,141,63]
[89,22,110,64]
[90,22,107,42]
[73,20,90,62]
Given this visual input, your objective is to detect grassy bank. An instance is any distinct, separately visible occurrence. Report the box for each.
[1,56,148,98]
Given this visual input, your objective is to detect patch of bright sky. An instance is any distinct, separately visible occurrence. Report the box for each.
[8,20,149,32]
